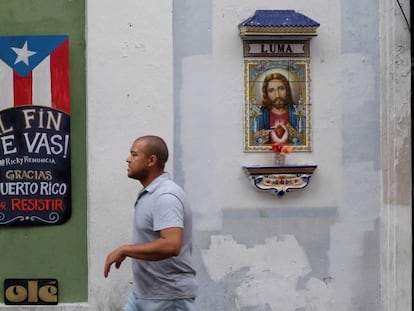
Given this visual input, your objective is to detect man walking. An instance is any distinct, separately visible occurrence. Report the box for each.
[104,135,197,310]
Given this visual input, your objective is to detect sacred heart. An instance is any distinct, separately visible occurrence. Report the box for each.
[275,125,286,139]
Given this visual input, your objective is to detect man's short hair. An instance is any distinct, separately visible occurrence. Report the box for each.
[136,135,169,169]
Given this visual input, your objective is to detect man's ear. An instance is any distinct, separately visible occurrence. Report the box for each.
[148,154,158,167]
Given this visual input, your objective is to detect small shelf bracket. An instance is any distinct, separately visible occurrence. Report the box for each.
[243,165,317,197]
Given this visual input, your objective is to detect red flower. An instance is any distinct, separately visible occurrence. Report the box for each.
[270,143,293,155]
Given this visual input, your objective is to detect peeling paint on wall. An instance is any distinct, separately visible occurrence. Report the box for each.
[202,234,332,310]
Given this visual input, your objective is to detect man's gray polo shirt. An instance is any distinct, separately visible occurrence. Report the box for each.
[131,173,197,299]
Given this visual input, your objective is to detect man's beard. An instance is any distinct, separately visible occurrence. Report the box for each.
[271,97,287,109]
[128,167,150,182]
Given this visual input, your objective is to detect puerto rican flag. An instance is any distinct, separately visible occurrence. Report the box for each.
[0,35,70,114]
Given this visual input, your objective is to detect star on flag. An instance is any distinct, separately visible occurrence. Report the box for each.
[12,41,37,65]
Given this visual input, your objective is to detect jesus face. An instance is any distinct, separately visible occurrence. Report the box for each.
[266,79,288,109]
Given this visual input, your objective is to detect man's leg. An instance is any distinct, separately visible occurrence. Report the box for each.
[173,298,196,311]
[124,292,138,311]
[124,292,176,311]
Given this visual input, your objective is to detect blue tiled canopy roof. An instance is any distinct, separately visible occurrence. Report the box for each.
[239,10,320,28]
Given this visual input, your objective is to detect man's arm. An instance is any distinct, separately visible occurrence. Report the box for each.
[104,227,183,278]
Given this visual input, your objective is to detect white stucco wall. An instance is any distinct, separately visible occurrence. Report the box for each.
[178,1,345,310]
[87,1,173,310]
[178,1,341,227]
[84,0,410,310]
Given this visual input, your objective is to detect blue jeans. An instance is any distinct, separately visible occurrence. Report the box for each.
[124,292,196,311]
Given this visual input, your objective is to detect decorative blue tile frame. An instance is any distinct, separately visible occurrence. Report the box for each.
[239,10,320,197]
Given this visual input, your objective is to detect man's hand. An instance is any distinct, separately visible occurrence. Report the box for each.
[104,247,126,278]
[104,228,183,278]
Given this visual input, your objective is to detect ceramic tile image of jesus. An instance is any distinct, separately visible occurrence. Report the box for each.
[245,60,312,152]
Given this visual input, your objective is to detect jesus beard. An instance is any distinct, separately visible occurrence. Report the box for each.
[271,97,288,110]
